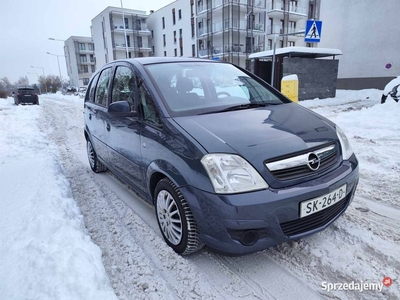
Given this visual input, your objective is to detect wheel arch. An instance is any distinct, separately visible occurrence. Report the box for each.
[146,160,190,205]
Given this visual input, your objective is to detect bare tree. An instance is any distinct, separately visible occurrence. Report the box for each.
[38,75,62,93]
[14,76,30,87]
[0,77,14,94]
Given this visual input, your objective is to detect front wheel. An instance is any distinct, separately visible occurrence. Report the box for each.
[86,139,106,173]
[155,178,203,255]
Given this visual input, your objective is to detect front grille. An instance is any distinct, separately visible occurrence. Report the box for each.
[272,151,337,180]
[266,143,338,181]
[280,195,349,237]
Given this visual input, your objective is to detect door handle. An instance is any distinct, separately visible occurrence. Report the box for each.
[106,123,111,131]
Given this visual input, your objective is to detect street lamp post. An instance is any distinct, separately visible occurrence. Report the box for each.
[46,52,64,86]
[30,66,47,93]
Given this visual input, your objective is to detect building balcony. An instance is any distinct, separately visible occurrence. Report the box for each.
[112,24,151,35]
[267,25,304,35]
[114,44,152,52]
[197,0,266,15]
[198,43,263,58]
[198,19,265,36]
[267,2,307,20]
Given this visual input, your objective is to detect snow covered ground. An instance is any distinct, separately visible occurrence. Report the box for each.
[0,90,399,299]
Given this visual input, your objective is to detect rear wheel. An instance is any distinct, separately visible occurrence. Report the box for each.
[155,178,203,255]
[86,139,106,173]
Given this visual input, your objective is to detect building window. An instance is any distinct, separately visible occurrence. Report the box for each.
[289,21,296,33]
[80,54,87,63]
[172,9,176,25]
[137,36,143,48]
[78,43,85,50]
[280,40,284,48]
[90,54,94,62]
[124,17,129,29]
[88,43,94,51]
[152,46,155,54]
[174,48,177,56]
[173,31,176,43]
[192,44,195,57]
[151,30,154,39]
[162,17,165,29]
[83,78,89,85]
[288,41,295,47]
[164,51,167,56]
[268,39,272,50]
[179,28,182,38]
[91,65,95,72]
[191,2,194,16]
[191,24,195,37]
[180,46,183,56]
[163,34,166,46]
[178,9,182,19]
[81,65,88,73]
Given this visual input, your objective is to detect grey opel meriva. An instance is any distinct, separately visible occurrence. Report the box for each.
[84,57,359,256]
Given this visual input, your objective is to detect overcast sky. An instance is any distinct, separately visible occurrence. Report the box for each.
[0,0,171,84]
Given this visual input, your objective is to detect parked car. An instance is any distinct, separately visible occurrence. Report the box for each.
[381,75,400,103]
[13,87,39,105]
[84,57,359,256]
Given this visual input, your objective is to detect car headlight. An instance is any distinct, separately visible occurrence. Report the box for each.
[201,154,268,194]
[336,126,354,160]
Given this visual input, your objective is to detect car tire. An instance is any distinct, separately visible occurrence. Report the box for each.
[86,139,107,173]
[155,178,204,255]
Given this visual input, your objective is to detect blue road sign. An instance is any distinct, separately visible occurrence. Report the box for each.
[305,20,322,43]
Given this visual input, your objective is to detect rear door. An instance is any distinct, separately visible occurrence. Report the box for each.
[84,66,113,163]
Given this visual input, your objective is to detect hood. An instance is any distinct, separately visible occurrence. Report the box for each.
[173,103,338,163]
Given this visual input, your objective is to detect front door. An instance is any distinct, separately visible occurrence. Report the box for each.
[106,64,144,190]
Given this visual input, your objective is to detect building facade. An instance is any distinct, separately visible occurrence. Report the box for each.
[64,36,96,87]
[318,0,399,89]
[147,1,198,58]
[91,6,152,68]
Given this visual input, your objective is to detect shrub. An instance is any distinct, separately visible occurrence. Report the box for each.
[0,90,8,99]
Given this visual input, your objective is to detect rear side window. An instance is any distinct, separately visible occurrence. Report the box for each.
[95,68,112,106]
[86,73,100,102]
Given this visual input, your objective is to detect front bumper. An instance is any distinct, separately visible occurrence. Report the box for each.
[181,155,359,255]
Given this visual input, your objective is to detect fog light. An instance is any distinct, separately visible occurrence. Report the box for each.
[240,230,259,246]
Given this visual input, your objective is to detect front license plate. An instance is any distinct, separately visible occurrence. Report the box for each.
[300,185,347,218]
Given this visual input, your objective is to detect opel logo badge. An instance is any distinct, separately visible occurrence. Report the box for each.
[307,153,320,171]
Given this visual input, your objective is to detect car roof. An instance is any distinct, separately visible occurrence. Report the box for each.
[106,57,220,67]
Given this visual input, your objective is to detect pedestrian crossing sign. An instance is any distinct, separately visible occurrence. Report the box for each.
[305,20,322,43]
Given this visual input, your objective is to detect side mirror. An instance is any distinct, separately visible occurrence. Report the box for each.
[108,101,138,117]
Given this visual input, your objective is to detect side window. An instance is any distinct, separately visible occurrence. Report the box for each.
[85,73,99,102]
[138,79,161,126]
[111,66,135,107]
[95,68,112,106]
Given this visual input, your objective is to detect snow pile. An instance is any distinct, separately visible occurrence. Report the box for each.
[0,99,117,300]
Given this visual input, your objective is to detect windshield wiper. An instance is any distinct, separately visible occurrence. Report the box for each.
[213,103,269,113]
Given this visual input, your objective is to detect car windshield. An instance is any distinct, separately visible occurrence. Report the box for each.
[145,62,288,116]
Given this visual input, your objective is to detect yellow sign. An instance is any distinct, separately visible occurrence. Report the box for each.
[281,75,299,103]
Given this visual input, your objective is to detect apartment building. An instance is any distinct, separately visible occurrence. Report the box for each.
[195,0,316,68]
[64,36,96,87]
[147,0,198,58]
[91,6,152,68]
